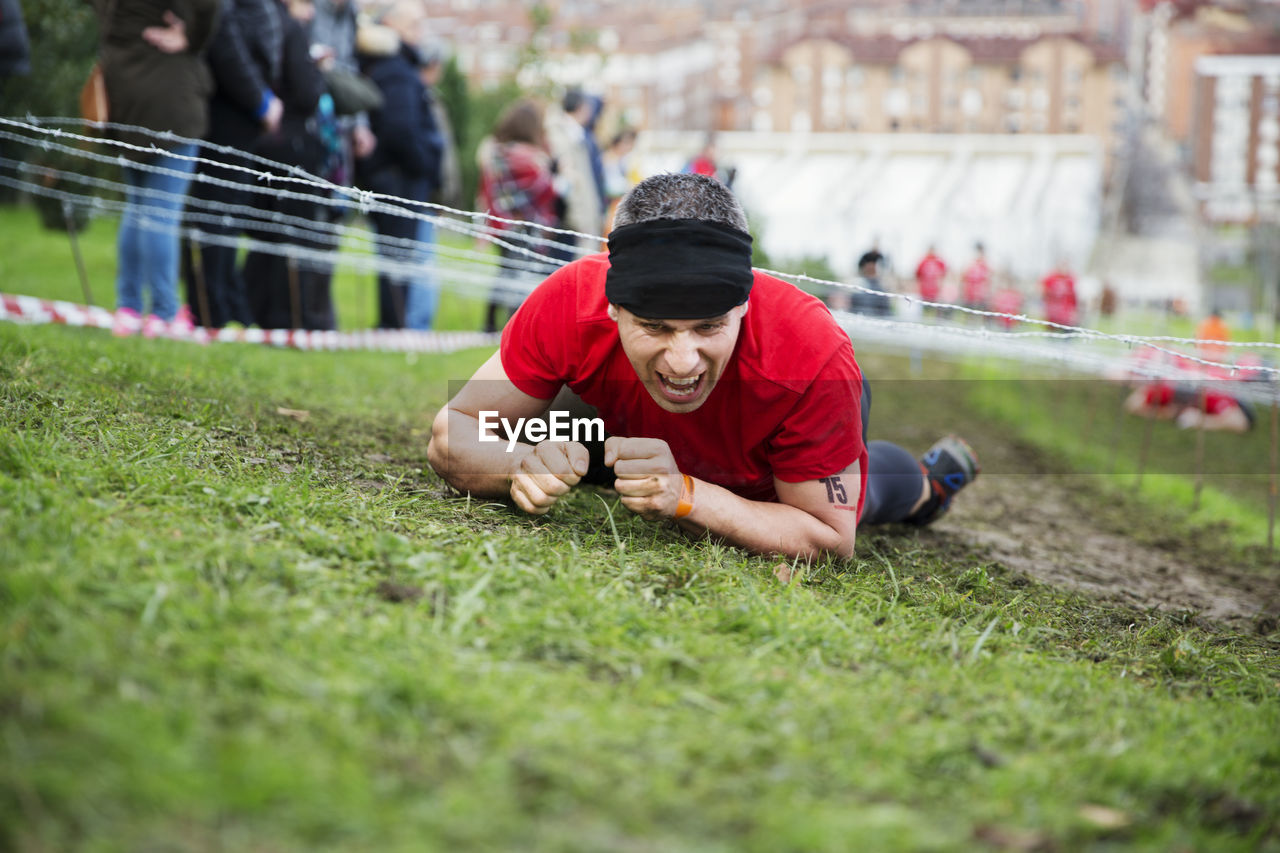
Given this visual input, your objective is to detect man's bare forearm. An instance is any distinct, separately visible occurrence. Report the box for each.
[676,479,854,560]
[427,407,530,496]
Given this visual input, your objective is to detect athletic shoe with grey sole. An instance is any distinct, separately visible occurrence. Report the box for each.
[912,435,980,525]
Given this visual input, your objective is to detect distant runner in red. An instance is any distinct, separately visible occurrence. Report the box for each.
[915,246,947,304]
[992,287,1022,330]
[1041,264,1079,328]
[684,136,719,180]
[961,243,990,311]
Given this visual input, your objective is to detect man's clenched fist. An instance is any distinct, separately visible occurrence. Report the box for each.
[509,441,590,515]
[604,436,684,520]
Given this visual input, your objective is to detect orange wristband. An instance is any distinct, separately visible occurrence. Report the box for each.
[675,473,695,519]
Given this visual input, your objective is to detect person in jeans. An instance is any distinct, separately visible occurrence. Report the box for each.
[355,0,443,329]
[92,0,220,338]
[403,46,454,331]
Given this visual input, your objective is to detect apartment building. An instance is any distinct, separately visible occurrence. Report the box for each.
[1189,54,1280,223]
[753,32,1123,139]
[425,0,1129,147]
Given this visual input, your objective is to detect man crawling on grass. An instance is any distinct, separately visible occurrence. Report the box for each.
[428,173,978,559]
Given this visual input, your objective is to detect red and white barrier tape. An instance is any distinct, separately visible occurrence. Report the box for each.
[0,293,500,353]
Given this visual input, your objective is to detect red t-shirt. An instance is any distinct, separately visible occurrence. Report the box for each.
[1143,382,1176,408]
[1203,390,1239,416]
[962,259,990,305]
[916,254,946,301]
[1042,272,1078,326]
[992,289,1022,329]
[500,253,869,517]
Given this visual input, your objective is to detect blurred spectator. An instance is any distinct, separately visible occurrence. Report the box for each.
[0,0,31,79]
[402,44,455,331]
[992,286,1023,330]
[584,96,607,215]
[602,126,637,230]
[961,241,990,312]
[914,244,946,307]
[1196,310,1231,361]
[183,0,286,329]
[849,249,892,317]
[421,44,460,209]
[242,0,330,330]
[683,134,737,188]
[545,88,604,258]
[309,0,376,177]
[1041,263,1079,328]
[684,135,718,179]
[355,0,444,329]
[1099,281,1118,317]
[294,0,374,332]
[92,0,219,338]
[478,98,559,332]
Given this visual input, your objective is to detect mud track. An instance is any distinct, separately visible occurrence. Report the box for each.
[928,435,1280,631]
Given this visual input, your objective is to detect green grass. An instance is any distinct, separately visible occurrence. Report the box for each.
[2,321,1278,851]
[958,360,1279,556]
[0,204,495,332]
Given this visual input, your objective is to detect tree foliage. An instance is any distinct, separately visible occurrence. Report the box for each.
[0,0,99,203]
[0,0,97,119]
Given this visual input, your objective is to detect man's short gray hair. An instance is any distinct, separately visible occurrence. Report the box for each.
[613,173,748,233]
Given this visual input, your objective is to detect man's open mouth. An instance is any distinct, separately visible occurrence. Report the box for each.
[656,371,704,402]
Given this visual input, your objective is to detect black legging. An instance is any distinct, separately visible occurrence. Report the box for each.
[858,381,930,526]
[862,440,927,525]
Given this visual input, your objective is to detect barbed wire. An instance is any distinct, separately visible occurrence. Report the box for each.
[3,123,587,268]
[0,160,563,280]
[0,175,543,308]
[4,115,1278,384]
[832,310,1280,405]
[764,266,1280,359]
[8,116,1274,343]
[7,116,599,250]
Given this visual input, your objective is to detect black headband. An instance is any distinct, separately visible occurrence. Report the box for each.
[605,218,754,319]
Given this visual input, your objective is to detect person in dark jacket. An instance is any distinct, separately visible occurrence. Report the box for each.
[91,0,220,338]
[242,0,331,330]
[355,0,443,330]
[308,0,376,175]
[403,45,455,331]
[0,0,32,79]
[181,0,284,328]
[849,249,893,317]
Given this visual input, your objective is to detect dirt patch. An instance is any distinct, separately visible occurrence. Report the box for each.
[933,438,1280,631]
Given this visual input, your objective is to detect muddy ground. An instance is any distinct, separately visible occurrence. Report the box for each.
[850,350,1280,633]
[927,434,1280,632]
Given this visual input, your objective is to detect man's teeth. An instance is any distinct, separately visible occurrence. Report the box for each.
[665,376,697,387]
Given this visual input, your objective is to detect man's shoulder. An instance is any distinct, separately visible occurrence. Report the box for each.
[739,273,858,384]
[749,271,847,331]
[524,253,612,324]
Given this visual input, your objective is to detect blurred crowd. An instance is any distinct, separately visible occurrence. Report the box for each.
[828,240,1089,332]
[27,0,1220,344]
[81,0,644,338]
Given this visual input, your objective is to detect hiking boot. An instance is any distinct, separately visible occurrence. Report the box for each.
[112,307,142,337]
[910,435,980,525]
